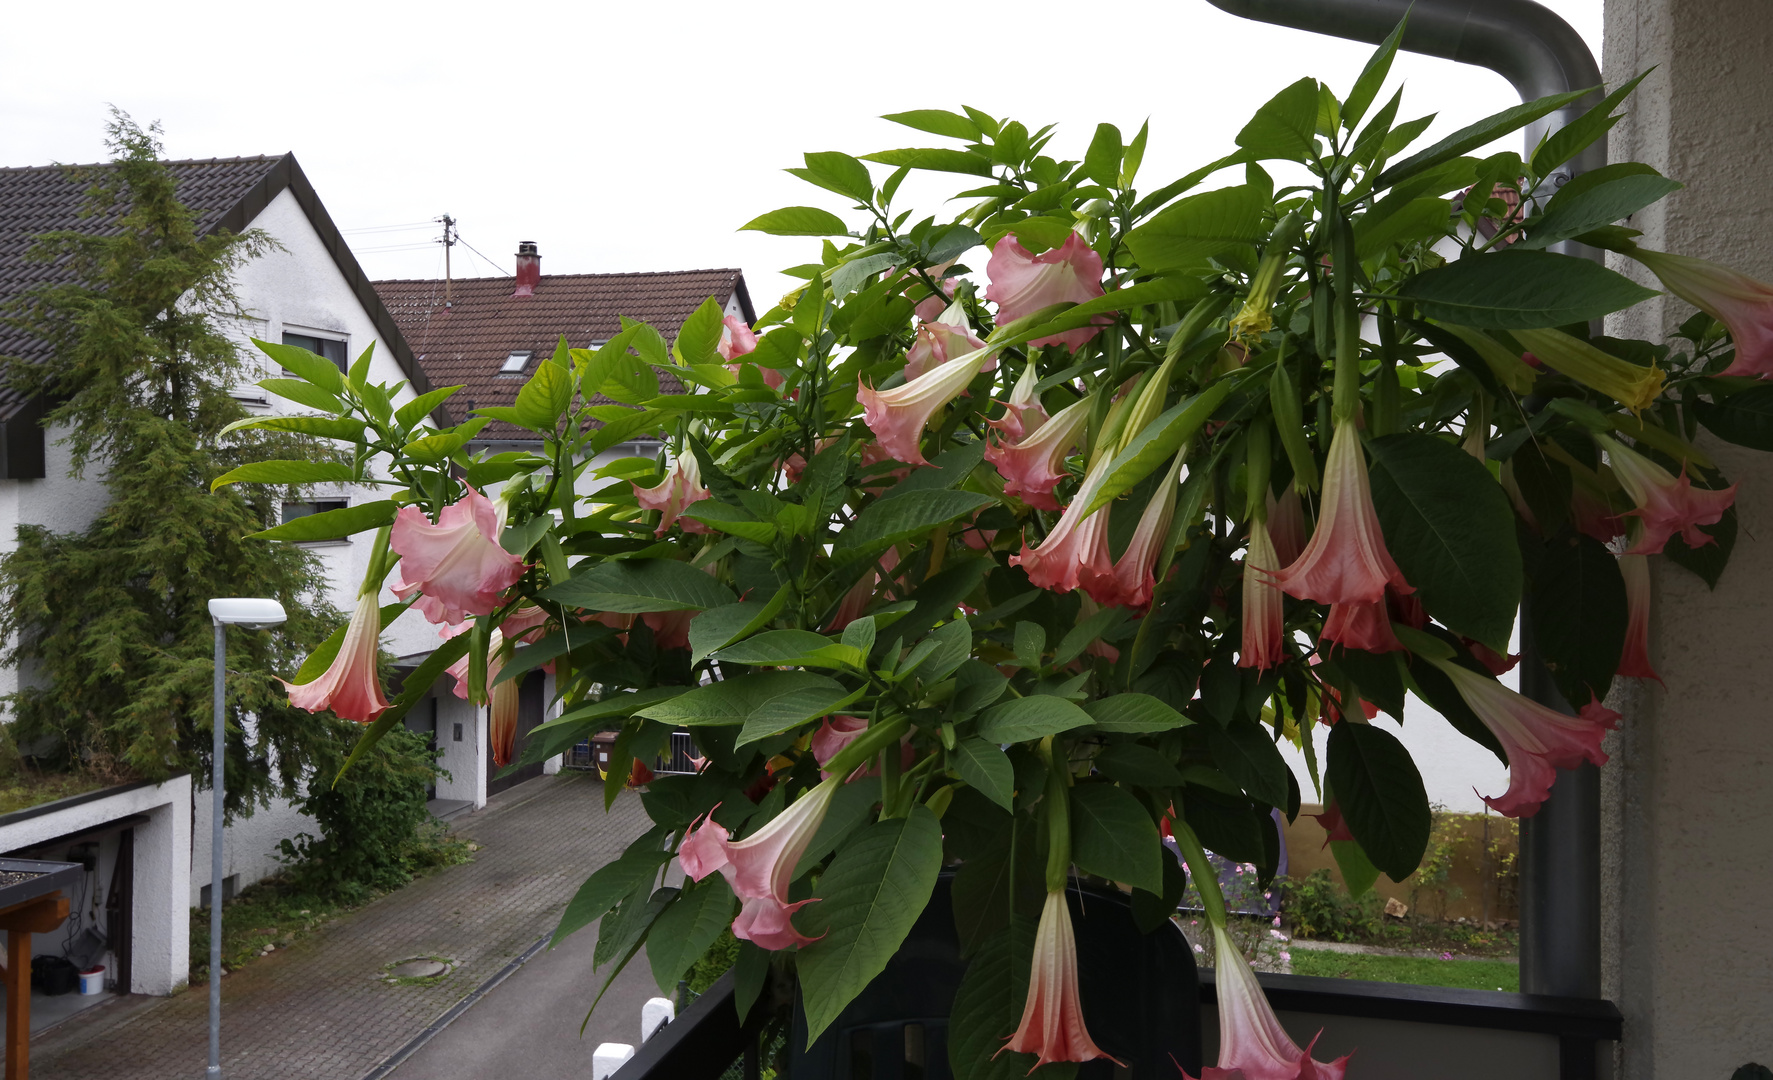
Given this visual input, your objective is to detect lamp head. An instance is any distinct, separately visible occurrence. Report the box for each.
[209,598,288,629]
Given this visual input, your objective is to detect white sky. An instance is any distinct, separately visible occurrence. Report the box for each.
[3,0,1600,308]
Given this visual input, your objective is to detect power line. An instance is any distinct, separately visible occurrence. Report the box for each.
[457,236,509,277]
[341,221,436,235]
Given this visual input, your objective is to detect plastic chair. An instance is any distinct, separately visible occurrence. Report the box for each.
[791,873,1201,1078]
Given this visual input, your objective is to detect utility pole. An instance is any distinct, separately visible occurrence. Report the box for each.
[437,214,458,305]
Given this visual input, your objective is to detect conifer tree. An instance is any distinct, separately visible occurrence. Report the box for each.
[0,112,347,816]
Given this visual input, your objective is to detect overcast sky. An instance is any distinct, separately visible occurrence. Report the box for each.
[4,0,1600,308]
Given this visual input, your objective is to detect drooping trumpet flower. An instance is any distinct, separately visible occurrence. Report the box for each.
[859,344,998,467]
[1629,248,1773,378]
[985,397,1089,511]
[283,593,389,723]
[1010,451,1115,594]
[989,360,1051,444]
[633,455,715,537]
[1239,516,1287,670]
[390,485,525,626]
[1616,552,1660,682]
[1000,890,1123,1069]
[1184,923,1351,1080]
[1273,423,1411,606]
[679,777,842,949]
[1599,435,1736,555]
[985,233,1107,349]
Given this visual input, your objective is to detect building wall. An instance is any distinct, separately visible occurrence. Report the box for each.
[1601,3,1773,1076]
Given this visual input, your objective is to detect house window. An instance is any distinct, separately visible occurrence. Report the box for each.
[501,351,533,374]
[280,499,349,525]
[282,332,348,372]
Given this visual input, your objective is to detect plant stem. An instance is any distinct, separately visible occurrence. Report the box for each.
[1039,736,1071,892]
[822,715,909,780]
[1171,817,1229,930]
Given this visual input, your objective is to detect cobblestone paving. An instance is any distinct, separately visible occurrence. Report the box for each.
[35,773,652,1080]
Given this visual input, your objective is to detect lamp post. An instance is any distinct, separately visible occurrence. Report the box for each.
[205,598,287,1080]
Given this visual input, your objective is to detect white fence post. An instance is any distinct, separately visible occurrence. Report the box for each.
[591,1042,635,1080]
[641,996,676,1042]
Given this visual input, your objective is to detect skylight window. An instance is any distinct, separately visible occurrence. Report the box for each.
[501,350,533,374]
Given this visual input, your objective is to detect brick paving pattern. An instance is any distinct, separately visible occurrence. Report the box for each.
[34,773,652,1080]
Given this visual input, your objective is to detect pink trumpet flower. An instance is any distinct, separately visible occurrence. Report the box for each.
[1629,249,1773,378]
[1010,452,1115,595]
[911,262,962,324]
[1239,517,1287,670]
[1571,484,1625,545]
[1273,423,1411,606]
[1185,923,1350,1080]
[903,319,988,382]
[390,485,525,626]
[1600,436,1736,555]
[986,233,1108,350]
[1617,553,1661,682]
[442,607,548,767]
[825,547,899,633]
[633,455,715,537]
[1000,890,1122,1069]
[1427,657,1618,818]
[642,609,695,650]
[989,361,1051,444]
[1320,598,1404,654]
[986,397,1089,511]
[717,314,759,360]
[284,593,389,722]
[1088,455,1182,612]
[811,715,913,780]
[859,344,997,466]
[678,777,843,949]
[1266,487,1308,567]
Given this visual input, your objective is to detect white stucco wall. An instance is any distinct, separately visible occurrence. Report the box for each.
[1602,3,1773,1076]
[0,776,192,995]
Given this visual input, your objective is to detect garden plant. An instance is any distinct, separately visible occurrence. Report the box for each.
[225,22,1773,1077]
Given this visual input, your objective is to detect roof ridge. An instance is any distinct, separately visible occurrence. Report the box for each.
[371,268,743,286]
[0,154,284,175]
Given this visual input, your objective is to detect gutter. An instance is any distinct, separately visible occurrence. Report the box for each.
[1205,0,1608,1028]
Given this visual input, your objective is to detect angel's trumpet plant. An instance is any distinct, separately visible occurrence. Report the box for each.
[1272,423,1411,606]
[1598,435,1737,555]
[282,592,389,723]
[859,344,998,466]
[985,396,1088,510]
[1628,248,1773,378]
[985,232,1107,349]
[390,484,524,626]
[633,455,715,537]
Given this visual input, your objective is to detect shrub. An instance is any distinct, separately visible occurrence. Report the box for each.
[1284,869,1383,942]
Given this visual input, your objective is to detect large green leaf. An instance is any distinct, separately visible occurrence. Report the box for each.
[947,921,1045,1080]
[711,629,862,670]
[1206,721,1292,809]
[1528,534,1627,707]
[646,875,736,994]
[1085,693,1191,733]
[210,460,355,492]
[1367,433,1523,651]
[1398,250,1659,329]
[551,829,672,946]
[975,696,1093,743]
[740,206,852,236]
[1374,86,1592,190]
[1124,184,1270,271]
[1326,723,1430,882]
[797,806,945,1043]
[252,337,345,394]
[1069,783,1161,892]
[951,737,1015,811]
[635,671,855,746]
[248,499,397,542]
[1082,383,1232,515]
[514,360,574,433]
[880,109,980,141]
[1695,385,1773,451]
[687,598,778,663]
[833,490,994,562]
[223,413,364,442]
[788,151,875,205]
[544,559,736,613]
[860,147,994,177]
[1236,78,1321,162]
[1515,164,1682,251]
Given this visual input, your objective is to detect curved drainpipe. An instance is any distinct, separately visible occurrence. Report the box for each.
[1203,0,1607,1069]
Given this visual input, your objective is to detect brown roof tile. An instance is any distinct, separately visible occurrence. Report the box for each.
[374,269,754,443]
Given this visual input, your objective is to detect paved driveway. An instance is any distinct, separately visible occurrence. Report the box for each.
[32,773,655,1080]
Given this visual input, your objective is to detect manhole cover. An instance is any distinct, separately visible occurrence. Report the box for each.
[388,959,449,979]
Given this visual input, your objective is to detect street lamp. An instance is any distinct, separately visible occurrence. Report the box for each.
[206,598,286,1080]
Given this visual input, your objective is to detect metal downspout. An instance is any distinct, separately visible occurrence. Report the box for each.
[1203,0,1607,1069]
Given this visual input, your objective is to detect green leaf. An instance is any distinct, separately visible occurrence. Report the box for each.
[1515,164,1682,251]
[1082,383,1231,515]
[1082,123,1123,186]
[673,297,727,367]
[252,337,345,394]
[1206,721,1291,808]
[646,875,737,994]
[210,460,354,492]
[797,806,945,1043]
[1326,723,1430,882]
[711,629,862,670]
[952,737,1014,811]
[1093,742,1183,787]
[256,378,344,413]
[1531,71,1651,176]
[248,499,397,542]
[394,384,463,430]
[833,490,994,562]
[1236,78,1321,162]
[1069,783,1161,892]
[635,671,855,745]
[222,414,366,442]
[1330,838,1382,898]
[860,147,994,177]
[1353,197,1451,260]
[1085,693,1191,733]
[1124,184,1271,270]
[975,696,1093,743]
[1399,250,1660,329]
[882,109,981,141]
[788,151,875,204]
[1529,534,1627,707]
[683,503,777,545]
[947,921,1044,1080]
[552,829,672,945]
[688,597,779,664]
[739,206,852,236]
[910,618,972,683]
[1695,385,1773,450]
[1367,433,1523,650]
[543,559,736,613]
[1343,17,1406,131]
[1375,86,1594,190]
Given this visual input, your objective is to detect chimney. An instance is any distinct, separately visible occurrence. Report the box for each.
[513,241,540,298]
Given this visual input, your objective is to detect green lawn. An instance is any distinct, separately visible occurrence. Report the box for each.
[1290,949,1520,992]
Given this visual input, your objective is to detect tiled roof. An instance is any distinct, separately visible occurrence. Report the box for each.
[0,156,283,414]
[375,269,753,443]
